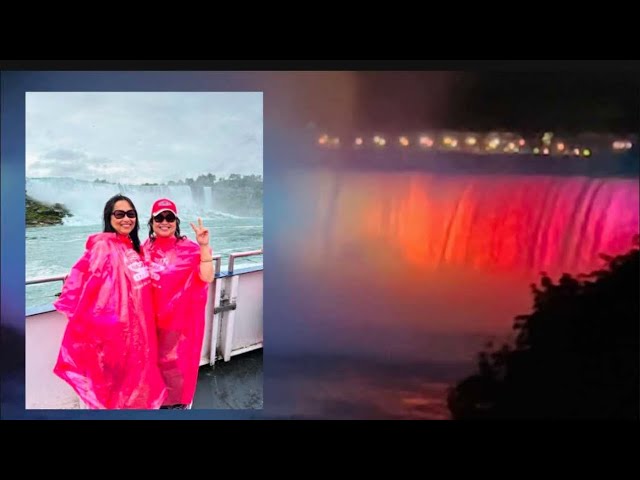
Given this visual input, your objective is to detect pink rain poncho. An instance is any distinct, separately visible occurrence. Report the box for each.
[53,233,167,409]
[143,236,210,406]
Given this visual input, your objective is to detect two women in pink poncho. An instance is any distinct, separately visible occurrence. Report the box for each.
[54,195,213,409]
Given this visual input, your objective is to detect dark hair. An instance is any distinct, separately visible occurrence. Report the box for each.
[102,194,141,253]
[148,215,186,243]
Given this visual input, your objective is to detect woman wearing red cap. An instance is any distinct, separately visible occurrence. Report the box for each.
[143,198,215,409]
[53,194,167,409]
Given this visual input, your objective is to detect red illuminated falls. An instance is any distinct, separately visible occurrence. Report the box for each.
[318,173,639,277]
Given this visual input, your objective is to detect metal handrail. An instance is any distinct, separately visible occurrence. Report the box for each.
[213,254,222,276]
[26,275,67,286]
[228,249,263,273]
[26,249,263,285]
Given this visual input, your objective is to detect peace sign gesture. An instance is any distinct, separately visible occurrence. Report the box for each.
[190,217,210,246]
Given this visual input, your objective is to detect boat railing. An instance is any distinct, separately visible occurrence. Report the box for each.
[25,249,263,409]
[26,274,68,286]
[26,250,263,290]
[26,249,264,364]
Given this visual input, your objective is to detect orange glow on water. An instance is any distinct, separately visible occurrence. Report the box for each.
[270,168,640,419]
[283,170,639,335]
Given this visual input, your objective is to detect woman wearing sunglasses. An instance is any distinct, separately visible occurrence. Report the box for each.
[53,194,167,409]
[143,198,214,410]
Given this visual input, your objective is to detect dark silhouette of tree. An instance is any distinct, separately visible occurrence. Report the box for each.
[448,236,639,419]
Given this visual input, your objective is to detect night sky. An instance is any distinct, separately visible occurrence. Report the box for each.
[352,71,639,133]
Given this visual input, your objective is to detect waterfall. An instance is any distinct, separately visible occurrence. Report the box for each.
[26,177,254,225]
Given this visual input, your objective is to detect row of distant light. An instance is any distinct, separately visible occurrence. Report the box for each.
[532,146,591,157]
[612,140,634,150]
[318,134,634,155]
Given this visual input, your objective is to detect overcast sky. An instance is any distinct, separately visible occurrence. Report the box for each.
[26,92,262,184]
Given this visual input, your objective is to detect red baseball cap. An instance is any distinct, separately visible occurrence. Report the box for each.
[151,198,178,216]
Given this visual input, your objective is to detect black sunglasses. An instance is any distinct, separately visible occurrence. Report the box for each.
[153,212,177,223]
[112,209,137,219]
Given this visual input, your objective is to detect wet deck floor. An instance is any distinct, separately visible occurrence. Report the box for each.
[192,349,263,409]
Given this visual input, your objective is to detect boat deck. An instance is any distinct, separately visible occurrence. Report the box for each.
[192,349,263,409]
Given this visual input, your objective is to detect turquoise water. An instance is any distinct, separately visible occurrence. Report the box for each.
[26,215,263,309]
